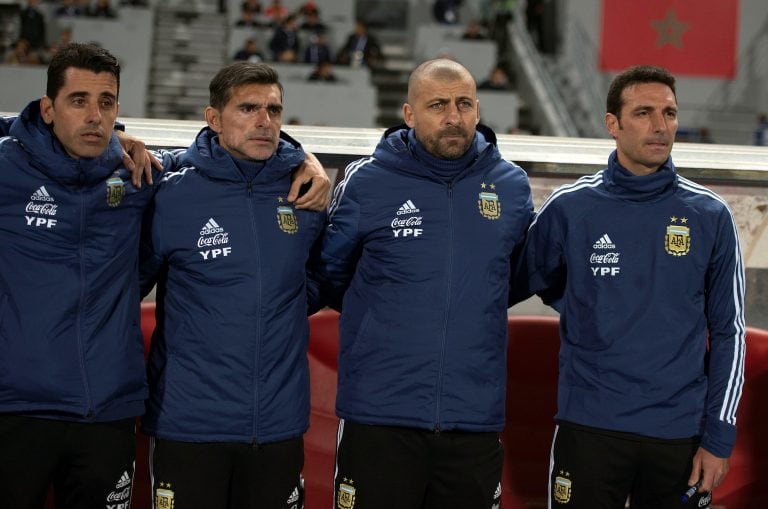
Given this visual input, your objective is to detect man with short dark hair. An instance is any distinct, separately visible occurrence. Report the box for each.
[0,42,150,509]
[512,65,745,508]
[139,61,325,509]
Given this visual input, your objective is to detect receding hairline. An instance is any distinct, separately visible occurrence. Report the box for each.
[407,58,475,102]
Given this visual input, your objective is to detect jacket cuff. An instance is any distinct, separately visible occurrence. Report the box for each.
[700,419,736,458]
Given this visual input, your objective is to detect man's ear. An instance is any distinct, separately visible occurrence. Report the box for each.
[605,113,619,139]
[403,103,414,128]
[40,96,54,125]
[204,106,222,133]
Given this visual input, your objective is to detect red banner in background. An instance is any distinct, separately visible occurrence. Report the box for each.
[599,0,739,79]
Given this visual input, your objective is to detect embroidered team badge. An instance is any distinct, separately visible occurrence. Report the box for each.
[337,478,356,509]
[478,182,501,220]
[665,216,690,256]
[277,205,298,234]
[106,171,125,208]
[553,471,572,504]
[155,483,175,509]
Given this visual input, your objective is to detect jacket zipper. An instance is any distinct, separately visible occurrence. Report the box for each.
[246,180,263,442]
[75,175,93,418]
[434,181,454,432]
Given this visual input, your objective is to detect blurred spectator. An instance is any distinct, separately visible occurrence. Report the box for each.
[525,0,544,50]
[698,127,714,144]
[43,26,73,62]
[298,0,319,17]
[287,116,302,125]
[241,0,262,15]
[88,0,117,18]
[481,0,515,57]
[462,19,486,40]
[19,0,47,50]
[433,0,462,25]
[337,20,382,68]
[269,13,300,62]
[55,0,86,17]
[264,0,288,25]
[120,0,149,5]
[754,113,768,146]
[4,38,41,64]
[235,9,262,26]
[308,60,338,82]
[478,65,511,90]
[304,31,332,64]
[300,10,327,34]
[232,38,264,62]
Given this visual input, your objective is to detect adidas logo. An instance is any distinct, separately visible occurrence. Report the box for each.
[31,186,55,202]
[396,199,420,215]
[115,471,131,489]
[199,218,224,235]
[592,233,616,249]
[286,486,299,504]
[493,482,501,499]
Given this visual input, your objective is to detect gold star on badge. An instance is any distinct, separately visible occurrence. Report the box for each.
[480,182,487,189]
[489,183,496,190]
[681,217,688,223]
[670,216,677,222]
[278,196,284,202]
[651,9,689,49]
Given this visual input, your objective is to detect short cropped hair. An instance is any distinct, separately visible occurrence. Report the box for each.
[209,62,283,110]
[606,65,676,118]
[46,42,121,101]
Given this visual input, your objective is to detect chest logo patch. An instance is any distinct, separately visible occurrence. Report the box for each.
[106,171,125,208]
[277,203,298,234]
[665,216,690,256]
[478,182,501,220]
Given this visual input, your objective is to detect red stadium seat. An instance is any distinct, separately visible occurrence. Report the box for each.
[712,326,768,507]
[305,309,341,509]
[501,315,560,509]
[44,305,766,509]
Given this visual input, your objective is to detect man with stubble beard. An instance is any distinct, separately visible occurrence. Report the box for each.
[313,58,535,509]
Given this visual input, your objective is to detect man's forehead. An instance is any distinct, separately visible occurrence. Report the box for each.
[415,77,475,99]
[232,82,281,98]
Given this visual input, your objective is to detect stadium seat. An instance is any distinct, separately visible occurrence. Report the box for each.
[711,326,768,507]
[304,309,342,508]
[501,315,560,509]
[43,306,766,509]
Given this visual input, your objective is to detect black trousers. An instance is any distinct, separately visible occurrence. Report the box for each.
[549,422,711,509]
[0,414,136,509]
[150,435,304,509]
[333,420,503,509]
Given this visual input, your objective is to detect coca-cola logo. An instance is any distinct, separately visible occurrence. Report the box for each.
[197,233,229,248]
[25,202,58,216]
[106,487,131,502]
[391,216,423,228]
[589,252,620,264]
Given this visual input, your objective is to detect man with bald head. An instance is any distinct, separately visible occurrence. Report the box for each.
[314,58,534,508]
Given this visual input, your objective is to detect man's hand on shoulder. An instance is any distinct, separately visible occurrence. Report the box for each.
[288,151,331,211]
[114,130,162,188]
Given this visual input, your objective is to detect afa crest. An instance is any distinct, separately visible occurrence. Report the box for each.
[106,172,125,208]
[337,480,356,509]
[665,224,690,256]
[478,192,501,220]
[155,487,175,509]
[277,205,298,234]
[553,474,572,504]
